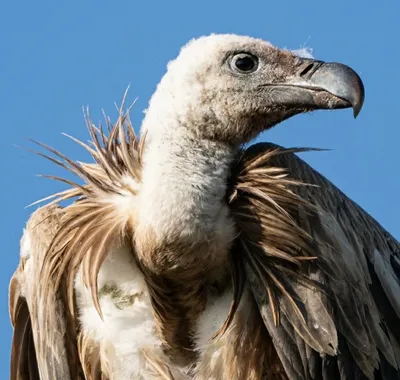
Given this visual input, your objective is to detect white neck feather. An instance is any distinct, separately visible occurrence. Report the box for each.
[136,124,236,269]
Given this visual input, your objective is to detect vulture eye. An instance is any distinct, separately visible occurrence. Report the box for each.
[230,53,259,74]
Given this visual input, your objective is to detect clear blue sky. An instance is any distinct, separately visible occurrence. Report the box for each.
[1,0,399,374]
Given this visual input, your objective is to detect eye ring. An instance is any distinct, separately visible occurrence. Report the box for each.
[229,53,259,74]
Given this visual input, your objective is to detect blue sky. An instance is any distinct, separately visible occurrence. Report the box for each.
[1,0,399,374]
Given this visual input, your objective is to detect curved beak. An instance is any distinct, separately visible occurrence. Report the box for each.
[282,58,365,118]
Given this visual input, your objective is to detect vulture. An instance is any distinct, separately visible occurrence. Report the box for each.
[9,34,400,380]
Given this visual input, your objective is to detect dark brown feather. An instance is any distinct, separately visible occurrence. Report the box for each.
[230,142,400,380]
[9,205,86,380]
[9,275,40,380]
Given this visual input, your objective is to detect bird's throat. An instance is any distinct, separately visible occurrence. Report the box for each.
[135,131,236,275]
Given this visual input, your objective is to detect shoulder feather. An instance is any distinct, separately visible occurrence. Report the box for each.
[10,205,83,380]
[229,142,400,380]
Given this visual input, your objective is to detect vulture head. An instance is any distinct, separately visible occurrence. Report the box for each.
[143,34,364,146]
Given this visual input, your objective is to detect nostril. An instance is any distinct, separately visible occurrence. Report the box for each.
[299,63,315,77]
[298,61,324,79]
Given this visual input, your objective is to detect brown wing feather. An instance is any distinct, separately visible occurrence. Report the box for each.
[9,271,39,380]
[9,205,85,380]
[230,142,400,380]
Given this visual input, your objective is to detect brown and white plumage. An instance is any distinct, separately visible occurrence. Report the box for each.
[10,34,400,379]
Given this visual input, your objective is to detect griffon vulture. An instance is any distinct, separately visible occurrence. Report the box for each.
[9,34,400,380]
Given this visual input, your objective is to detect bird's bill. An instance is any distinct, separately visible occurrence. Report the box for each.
[269,58,365,118]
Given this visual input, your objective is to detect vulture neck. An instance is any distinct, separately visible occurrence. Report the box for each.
[136,126,236,275]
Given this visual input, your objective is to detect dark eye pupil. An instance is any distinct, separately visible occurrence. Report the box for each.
[235,57,255,71]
